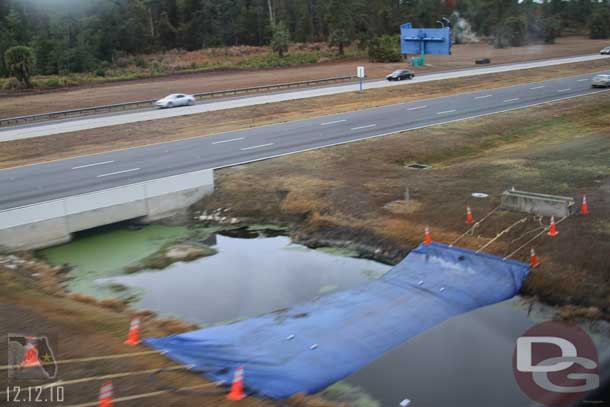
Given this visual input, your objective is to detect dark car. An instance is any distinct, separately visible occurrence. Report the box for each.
[386,69,415,81]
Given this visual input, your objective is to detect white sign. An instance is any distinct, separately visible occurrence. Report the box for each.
[357,66,365,79]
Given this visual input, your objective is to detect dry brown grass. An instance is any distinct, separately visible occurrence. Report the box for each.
[194,91,610,317]
[0,268,342,406]
[1,36,605,118]
[2,58,610,170]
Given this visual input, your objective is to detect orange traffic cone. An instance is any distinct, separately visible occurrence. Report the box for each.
[98,381,114,407]
[423,226,432,246]
[20,337,41,367]
[530,248,539,268]
[581,194,589,216]
[124,318,140,346]
[227,366,247,401]
[466,206,474,225]
[547,216,559,237]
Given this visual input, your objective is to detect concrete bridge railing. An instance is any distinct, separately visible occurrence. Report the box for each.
[0,169,214,251]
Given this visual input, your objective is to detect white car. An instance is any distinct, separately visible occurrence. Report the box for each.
[600,46,610,55]
[154,94,195,108]
[592,74,610,88]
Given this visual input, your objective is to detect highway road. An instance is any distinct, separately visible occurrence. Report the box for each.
[0,53,607,142]
[1,70,609,211]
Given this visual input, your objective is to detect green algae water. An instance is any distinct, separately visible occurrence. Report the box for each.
[100,234,391,325]
[39,222,391,326]
[35,224,610,407]
[39,224,191,298]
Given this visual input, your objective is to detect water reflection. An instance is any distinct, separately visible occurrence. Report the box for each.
[101,235,391,325]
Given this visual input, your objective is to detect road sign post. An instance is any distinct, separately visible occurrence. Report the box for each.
[357,66,365,94]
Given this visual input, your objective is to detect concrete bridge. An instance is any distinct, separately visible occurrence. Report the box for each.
[0,169,214,251]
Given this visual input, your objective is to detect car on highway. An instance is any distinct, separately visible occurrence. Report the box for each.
[154,93,196,108]
[591,74,610,88]
[386,69,415,81]
[601,46,610,55]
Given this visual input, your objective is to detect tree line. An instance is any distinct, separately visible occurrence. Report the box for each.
[1,0,609,81]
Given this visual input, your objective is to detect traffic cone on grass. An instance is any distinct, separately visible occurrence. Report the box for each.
[581,195,589,216]
[98,381,114,407]
[124,318,140,346]
[547,216,559,237]
[423,227,432,246]
[227,366,247,401]
[530,248,539,268]
[466,206,474,225]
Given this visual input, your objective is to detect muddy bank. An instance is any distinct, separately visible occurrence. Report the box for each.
[1,220,392,406]
[189,92,610,320]
[0,265,347,407]
[125,242,217,274]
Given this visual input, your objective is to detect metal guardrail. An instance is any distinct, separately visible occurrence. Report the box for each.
[0,75,357,128]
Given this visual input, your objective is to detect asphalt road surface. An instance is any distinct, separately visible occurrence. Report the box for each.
[1,70,609,211]
[0,53,607,142]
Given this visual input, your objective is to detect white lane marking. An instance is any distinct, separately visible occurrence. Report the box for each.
[5,89,610,213]
[530,86,545,90]
[71,160,114,170]
[503,98,520,103]
[557,88,571,92]
[436,109,456,115]
[407,105,427,111]
[577,78,590,82]
[212,137,244,145]
[240,143,274,151]
[474,94,493,99]
[321,119,347,126]
[351,124,377,131]
[96,168,140,178]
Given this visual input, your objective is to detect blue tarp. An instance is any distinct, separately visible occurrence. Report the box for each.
[145,242,530,399]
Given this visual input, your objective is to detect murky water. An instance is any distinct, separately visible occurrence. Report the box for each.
[101,234,391,325]
[40,224,390,325]
[39,224,191,298]
[345,297,610,407]
[346,297,534,407]
[38,224,609,406]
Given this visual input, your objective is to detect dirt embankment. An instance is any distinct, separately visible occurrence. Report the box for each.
[192,92,610,319]
[2,58,610,170]
[0,36,607,119]
[0,258,344,407]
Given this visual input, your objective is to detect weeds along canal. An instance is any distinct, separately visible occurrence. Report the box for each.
[36,222,610,407]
